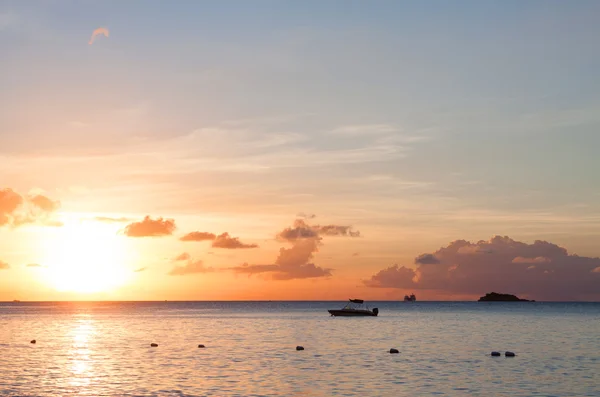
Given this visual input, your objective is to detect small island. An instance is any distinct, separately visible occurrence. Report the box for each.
[478,292,535,302]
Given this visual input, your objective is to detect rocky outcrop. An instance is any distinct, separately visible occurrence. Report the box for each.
[478,292,534,302]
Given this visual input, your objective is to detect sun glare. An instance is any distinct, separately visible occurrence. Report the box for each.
[40,221,132,294]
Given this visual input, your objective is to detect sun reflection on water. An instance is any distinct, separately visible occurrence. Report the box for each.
[68,317,96,388]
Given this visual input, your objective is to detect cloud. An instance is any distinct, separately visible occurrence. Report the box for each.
[512,256,551,264]
[168,254,214,276]
[229,218,357,280]
[352,252,360,256]
[174,252,191,261]
[134,267,147,273]
[94,216,132,223]
[231,237,331,280]
[1,188,61,227]
[364,236,600,301]
[296,212,316,219]
[26,263,44,268]
[0,260,9,269]
[415,253,440,264]
[180,231,216,242]
[277,219,360,242]
[212,233,258,249]
[277,219,320,241]
[123,216,176,237]
[0,188,23,226]
[29,194,60,212]
[88,27,109,45]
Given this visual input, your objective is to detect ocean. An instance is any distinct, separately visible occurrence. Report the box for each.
[0,301,598,396]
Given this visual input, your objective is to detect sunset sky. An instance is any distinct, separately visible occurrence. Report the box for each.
[1,1,599,301]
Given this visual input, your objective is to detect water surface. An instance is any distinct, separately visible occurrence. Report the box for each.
[0,301,598,396]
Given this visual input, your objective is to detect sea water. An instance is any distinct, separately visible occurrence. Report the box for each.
[0,301,598,396]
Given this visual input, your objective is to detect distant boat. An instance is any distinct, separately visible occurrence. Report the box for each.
[403,294,416,302]
[328,299,379,317]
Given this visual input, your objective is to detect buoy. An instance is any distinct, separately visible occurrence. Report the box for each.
[389,348,399,354]
[198,344,205,348]
[150,343,158,347]
[296,346,304,351]
[491,351,501,356]
[30,340,36,344]
[505,351,516,357]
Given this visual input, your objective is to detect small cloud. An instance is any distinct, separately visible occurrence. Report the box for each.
[0,260,10,269]
[26,263,44,268]
[180,231,216,242]
[277,219,360,242]
[212,233,258,249]
[169,259,214,276]
[134,267,147,273]
[123,216,176,237]
[415,253,440,265]
[175,252,191,261]
[352,252,360,257]
[29,194,60,212]
[88,27,109,45]
[0,188,24,226]
[296,212,316,219]
[94,216,132,223]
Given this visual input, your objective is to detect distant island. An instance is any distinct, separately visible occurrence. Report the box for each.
[478,292,535,302]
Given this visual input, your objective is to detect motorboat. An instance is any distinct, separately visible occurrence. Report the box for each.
[328,299,378,317]
[404,293,416,302]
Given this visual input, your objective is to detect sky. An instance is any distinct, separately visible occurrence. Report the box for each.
[1,0,599,301]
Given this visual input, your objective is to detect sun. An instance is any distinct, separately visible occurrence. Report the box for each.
[40,221,133,294]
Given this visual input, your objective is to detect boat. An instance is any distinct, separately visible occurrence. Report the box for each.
[328,299,379,317]
[403,293,416,302]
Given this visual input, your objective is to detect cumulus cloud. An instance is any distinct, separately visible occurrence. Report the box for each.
[88,27,109,45]
[230,218,358,280]
[231,237,331,280]
[123,216,176,237]
[180,231,216,242]
[212,233,258,249]
[0,188,61,227]
[0,260,10,269]
[168,253,214,276]
[364,236,600,301]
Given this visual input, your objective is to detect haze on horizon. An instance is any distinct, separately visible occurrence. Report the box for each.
[1,0,599,302]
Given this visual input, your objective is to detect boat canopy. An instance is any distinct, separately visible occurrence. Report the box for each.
[349,299,364,304]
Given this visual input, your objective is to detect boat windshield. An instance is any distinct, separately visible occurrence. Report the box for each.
[342,300,370,311]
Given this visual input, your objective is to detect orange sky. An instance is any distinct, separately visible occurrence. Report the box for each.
[1,2,600,301]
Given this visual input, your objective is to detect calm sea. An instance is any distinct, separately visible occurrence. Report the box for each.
[0,301,598,396]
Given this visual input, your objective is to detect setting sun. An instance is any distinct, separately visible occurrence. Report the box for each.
[39,221,132,293]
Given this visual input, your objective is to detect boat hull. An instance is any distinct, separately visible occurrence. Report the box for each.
[328,309,377,317]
